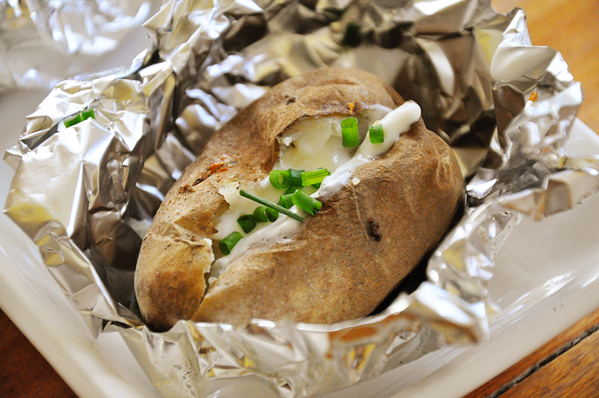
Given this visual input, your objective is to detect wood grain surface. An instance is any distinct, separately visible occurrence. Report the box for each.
[502,330,599,398]
[0,308,77,397]
[1,1,599,397]
[465,307,599,397]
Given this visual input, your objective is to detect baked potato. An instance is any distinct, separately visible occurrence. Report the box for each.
[134,67,463,332]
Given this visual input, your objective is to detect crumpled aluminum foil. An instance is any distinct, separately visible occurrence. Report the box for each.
[4,0,599,397]
[0,0,153,92]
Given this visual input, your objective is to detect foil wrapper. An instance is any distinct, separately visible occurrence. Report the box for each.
[4,0,599,397]
[0,0,154,91]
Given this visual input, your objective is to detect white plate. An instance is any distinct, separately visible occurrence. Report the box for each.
[2,29,599,398]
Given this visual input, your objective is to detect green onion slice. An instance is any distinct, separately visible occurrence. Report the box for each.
[369,123,384,144]
[81,108,95,120]
[341,117,360,147]
[292,190,322,215]
[253,206,269,222]
[288,169,305,187]
[269,169,291,189]
[253,206,279,222]
[237,214,256,233]
[219,231,243,255]
[285,186,299,195]
[64,113,83,128]
[278,193,294,209]
[301,168,330,186]
[341,22,361,47]
[265,207,279,222]
[64,108,95,128]
[239,190,304,222]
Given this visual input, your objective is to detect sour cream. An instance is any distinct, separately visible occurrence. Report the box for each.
[210,101,422,279]
[317,101,421,200]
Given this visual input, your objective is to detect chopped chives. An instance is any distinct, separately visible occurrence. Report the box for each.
[219,231,243,255]
[341,117,360,147]
[64,113,83,128]
[278,193,294,209]
[253,206,269,222]
[253,206,279,222]
[81,108,95,120]
[369,124,384,144]
[341,22,361,47]
[64,108,95,128]
[285,186,300,195]
[292,190,322,215]
[239,190,304,222]
[289,169,305,187]
[269,169,291,189]
[237,214,256,233]
[265,207,279,222]
[301,168,330,186]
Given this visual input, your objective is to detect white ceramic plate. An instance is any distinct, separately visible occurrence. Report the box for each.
[2,25,599,398]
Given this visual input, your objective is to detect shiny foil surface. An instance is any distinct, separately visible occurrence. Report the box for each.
[4,0,599,397]
[0,0,154,91]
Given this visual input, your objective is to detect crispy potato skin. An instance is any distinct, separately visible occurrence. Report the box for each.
[135,67,463,331]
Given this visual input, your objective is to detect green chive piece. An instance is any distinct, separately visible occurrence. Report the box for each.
[239,190,304,222]
[237,214,256,233]
[64,113,83,128]
[369,124,384,144]
[253,206,278,222]
[285,186,299,195]
[341,117,360,147]
[269,169,291,189]
[81,108,95,120]
[253,206,269,222]
[289,169,305,187]
[341,22,361,47]
[312,183,321,189]
[278,193,294,209]
[292,190,322,215]
[265,207,279,222]
[301,168,331,186]
[219,231,243,255]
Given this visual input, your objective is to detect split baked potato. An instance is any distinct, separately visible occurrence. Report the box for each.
[135,67,464,331]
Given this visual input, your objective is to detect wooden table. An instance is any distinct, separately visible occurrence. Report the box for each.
[0,309,76,397]
[2,0,599,397]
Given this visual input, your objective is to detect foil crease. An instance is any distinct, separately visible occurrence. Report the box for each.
[0,0,154,92]
[3,0,599,397]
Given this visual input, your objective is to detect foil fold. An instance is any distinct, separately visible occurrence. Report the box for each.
[4,1,599,397]
[0,0,154,92]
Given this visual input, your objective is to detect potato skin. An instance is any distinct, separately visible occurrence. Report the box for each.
[135,67,463,331]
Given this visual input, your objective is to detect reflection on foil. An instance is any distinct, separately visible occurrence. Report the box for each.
[0,0,155,92]
[3,0,599,397]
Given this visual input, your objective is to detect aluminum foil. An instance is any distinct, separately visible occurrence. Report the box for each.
[0,0,154,92]
[4,0,599,397]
